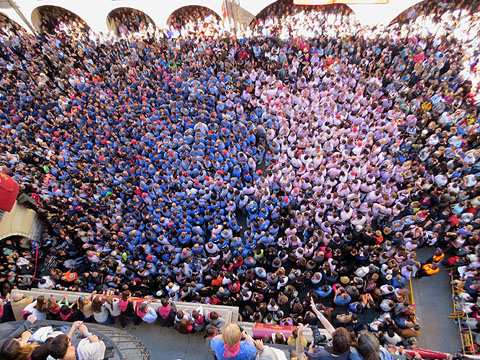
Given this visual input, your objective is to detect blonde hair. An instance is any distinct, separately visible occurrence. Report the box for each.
[77,296,88,310]
[222,323,242,347]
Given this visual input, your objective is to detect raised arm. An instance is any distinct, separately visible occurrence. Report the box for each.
[67,321,83,339]
[9,314,37,343]
[295,324,310,360]
[310,298,335,336]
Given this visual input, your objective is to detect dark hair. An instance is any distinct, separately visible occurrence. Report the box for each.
[209,311,219,320]
[332,328,351,354]
[22,312,32,320]
[0,338,38,360]
[60,305,71,316]
[92,297,104,313]
[177,318,193,334]
[49,334,70,359]
[121,290,131,302]
[356,332,380,360]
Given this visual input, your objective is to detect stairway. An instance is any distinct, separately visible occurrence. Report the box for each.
[0,200,44,242]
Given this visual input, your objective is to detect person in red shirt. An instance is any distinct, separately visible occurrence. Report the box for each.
[414,51,425,63]
[449,214,460,227]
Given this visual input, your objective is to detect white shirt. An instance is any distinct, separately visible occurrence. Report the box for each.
[76,338,106,360]
[23,300,47,321]
[105,298,122,317]
[38,276,55,289]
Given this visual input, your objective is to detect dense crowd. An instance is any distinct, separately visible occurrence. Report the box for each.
[167,6,226,39]
[108,8,154,36]
[0,0,479,357]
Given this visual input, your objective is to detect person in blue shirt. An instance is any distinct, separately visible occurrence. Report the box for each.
[210,323,257,360]
[315,285,333,298]
[334,288,352,306]
[136,301,158,324]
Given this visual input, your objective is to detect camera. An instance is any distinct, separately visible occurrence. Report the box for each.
[310,325,327,346]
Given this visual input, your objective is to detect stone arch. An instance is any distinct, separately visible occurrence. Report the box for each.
[167,5,222,28]
[0,12,28,33]
[0,234,34,243]
[31,5,90,34]
[106,7,156,35]
[250,0,356,27]
[388,0,428,26]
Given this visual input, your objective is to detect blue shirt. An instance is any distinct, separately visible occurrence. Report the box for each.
[210,339,257,360]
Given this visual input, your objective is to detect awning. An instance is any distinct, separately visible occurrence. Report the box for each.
[0,171,19,212]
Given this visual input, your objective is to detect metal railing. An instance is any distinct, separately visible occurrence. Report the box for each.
[7,320,151,360]
[407,279,416,318]
[447,269,476,355]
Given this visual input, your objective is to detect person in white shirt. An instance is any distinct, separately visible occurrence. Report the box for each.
[77,323,107,360]
[38,276,55,290]
[23,295,48,321]
[104,295,122,319]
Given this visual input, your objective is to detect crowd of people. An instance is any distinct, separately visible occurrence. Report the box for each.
[0,0,479,356]
[108,8,154,36]
[35,6,90,35]
[209,311,399,360]
[167,6,226,39]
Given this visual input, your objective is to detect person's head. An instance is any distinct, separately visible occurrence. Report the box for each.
[356,331,380,360]
[274,333,285,344]
[177,318,193,334]
[11,292,24,302]
[121,290,131,302]
[35,295,47,313]
[205,327,216,338]
[49,334,75,359]
[209,311,219,320]
[92,297,103,313]
[60,304,71,316]
[48,297,59,311]
[106,296,115,306]
[139,303,149,313]
[332,327,351,354]
[0,338,38,360]
[77,296,86,310]
[222,322,242,349]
